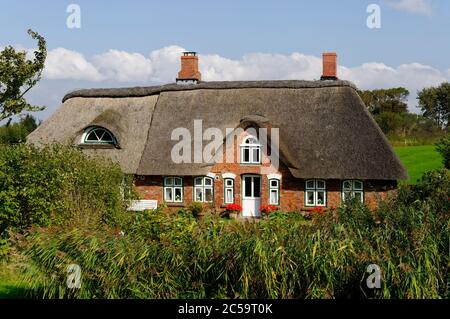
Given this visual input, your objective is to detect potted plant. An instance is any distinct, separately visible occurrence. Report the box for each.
[188,201,204,219]
[225,203,242,219]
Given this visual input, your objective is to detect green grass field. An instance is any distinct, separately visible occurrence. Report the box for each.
[393,145,443,184]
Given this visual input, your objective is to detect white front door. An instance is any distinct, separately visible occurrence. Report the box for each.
[242,175,261,217]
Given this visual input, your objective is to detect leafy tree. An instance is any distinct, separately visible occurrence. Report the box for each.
[358,87,409,115]
[417,82,450,130]
[373,112,441,138]
[0,29,47,122]
[0,114,39,144]
[435,134,450,169]
[374,112,416,136]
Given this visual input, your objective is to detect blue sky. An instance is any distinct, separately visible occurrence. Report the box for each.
[1,0,449,120]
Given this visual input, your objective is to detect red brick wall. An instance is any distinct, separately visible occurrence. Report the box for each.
[135,129,397,212]
[135,175,396,212]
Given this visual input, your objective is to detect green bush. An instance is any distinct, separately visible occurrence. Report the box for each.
[397,169,450,212]
[0,237,10,259]
[0,144,135,237]
[435,135,450,169]
[0,115,38,145]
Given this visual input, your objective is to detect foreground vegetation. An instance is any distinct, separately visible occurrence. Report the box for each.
[1,145,449,299]
[0,262,28,298]
[14,170,449,299]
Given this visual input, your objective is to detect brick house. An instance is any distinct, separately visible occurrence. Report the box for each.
[28,52,407,216]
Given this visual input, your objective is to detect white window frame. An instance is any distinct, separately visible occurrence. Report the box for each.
[240,135,261,164]
[305,179,326,207]
[82,126,116,145]
[224,178,234,204]
[163,177,183,203]
[342,180,364,203]
[268,179,280,205]
[193,176,214,203]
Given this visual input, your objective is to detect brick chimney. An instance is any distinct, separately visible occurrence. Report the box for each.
[176,52,202,84]
[320,52,338,80]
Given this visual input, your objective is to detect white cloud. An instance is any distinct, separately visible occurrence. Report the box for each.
[5,44,450,113]
[92,50,153,83]
[148,45,185,82]
[201,52,322,81]
[342,62,446,90]
[39,46,323,84]
[385,0,433,16]
[44,48,104,81]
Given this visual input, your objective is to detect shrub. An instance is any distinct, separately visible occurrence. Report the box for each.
[0,115,38,144]
[264,211,307,223]
[0,144,135,237]
[435,134,450,169]
[0,237,10,260]
[397,169,450,213]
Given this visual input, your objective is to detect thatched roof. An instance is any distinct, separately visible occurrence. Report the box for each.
[62,80,357,102]
[28,80,407,180]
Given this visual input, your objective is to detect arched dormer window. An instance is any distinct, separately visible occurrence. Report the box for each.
[82,126,117,145]
[240,134,261,164]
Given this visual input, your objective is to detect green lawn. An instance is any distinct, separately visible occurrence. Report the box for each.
[393,145,443,184]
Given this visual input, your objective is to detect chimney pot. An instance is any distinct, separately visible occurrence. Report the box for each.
[176,51,202,84]
[321,52,338,80]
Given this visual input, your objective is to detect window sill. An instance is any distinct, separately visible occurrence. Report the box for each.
[166,202,185,207]
[77,144,120,150]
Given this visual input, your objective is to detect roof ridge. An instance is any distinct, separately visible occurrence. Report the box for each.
[62,80,357,102]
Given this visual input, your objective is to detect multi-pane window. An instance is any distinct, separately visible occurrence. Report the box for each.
[269,179,280,205]
[342,180,364,203]
[194,177,214,202]
[240,135,261,164]
[83,126,116,145]
[305,180,326,207]
[164,177,183,202]
[224,178,234,204]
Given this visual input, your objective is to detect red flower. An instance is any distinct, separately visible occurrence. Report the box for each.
[260,205,279,214]
[226,203,242,212]
[312,207,325,215]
